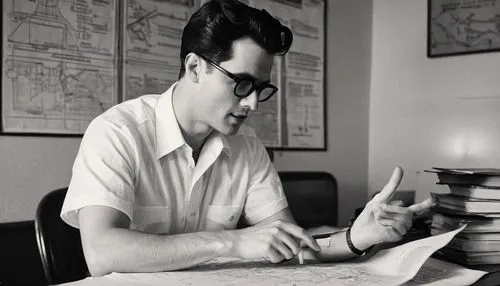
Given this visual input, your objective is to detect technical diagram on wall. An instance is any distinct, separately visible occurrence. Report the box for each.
[428,0,500,57]
[122,0,197,100]
[244,0,326,149]
[1,0,325,150]
[2,0,118,134]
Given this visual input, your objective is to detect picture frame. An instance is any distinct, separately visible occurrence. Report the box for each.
[1,0,120,136]
[2,0,327,151]
[427,0,500,58]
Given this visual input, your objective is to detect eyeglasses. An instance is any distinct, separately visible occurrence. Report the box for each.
[198,54,278,102]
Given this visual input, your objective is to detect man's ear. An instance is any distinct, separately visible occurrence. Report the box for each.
[184,53,202,83]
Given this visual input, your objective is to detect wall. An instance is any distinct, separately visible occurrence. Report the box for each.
[274,0,372,225]
[0,137,80,222]
[0,0,372,225]
[369,0,500,203]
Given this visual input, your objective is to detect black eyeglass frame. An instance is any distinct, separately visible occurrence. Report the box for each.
[198,54,278,102]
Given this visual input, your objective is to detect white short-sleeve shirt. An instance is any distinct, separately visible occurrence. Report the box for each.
[61,83,288,234]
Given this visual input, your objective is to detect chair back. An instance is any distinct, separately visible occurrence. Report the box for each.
[35,188,88,284]
[0,221,46,285]
[278,171,338,228]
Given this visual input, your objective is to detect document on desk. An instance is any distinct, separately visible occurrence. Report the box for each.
[405,257,487,285]
[344,224,485,286]
[68,225,485,286]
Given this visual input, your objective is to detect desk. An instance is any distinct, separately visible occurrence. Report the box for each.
[58,229,499,286]
[377,229,500,286]
[59,257,494,286]
[432,254,500,286]
[471,271,500,286]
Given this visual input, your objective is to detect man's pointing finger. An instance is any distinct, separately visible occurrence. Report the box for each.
[372,167,404,203]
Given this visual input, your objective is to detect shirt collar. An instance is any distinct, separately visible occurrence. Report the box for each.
[155,83,232,159]
[204,130,232,158]
[155,83,185,159]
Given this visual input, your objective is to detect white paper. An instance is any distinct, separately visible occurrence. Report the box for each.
[60,225,486,286]
[404,257,486,286]
[345,225,469,284]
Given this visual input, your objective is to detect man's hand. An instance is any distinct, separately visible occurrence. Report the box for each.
[349,167,433,250]
[226,220,320,263]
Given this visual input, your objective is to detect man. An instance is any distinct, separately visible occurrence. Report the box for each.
[61,0,432,276]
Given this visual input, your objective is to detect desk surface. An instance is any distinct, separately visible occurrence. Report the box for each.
[432,253,500,286]
[471,271,500,286]
[378,229,500,286]
[59,228,499,286]
[60,257,496,286]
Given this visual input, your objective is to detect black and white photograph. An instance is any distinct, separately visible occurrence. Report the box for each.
[1,1,499,285]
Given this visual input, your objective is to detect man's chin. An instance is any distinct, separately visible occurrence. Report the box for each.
[218,123,241,136]
[227,128,239,136]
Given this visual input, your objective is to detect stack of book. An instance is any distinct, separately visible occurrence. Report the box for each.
[426,167,500,266]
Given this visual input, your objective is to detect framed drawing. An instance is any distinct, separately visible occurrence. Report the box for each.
[245,0,327,150]
[1,0,119,136]
[2,0,326,150]
[428,0,500,58]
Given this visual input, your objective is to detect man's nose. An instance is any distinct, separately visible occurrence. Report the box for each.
[239,90,258,111]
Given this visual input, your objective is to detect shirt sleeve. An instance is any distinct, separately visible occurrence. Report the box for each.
[61,118,137,228]
[242,137,288,225]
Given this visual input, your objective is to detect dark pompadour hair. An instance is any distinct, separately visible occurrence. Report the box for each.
[178,0,293,79]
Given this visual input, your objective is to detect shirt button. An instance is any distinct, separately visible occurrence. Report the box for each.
[229,215,234,221]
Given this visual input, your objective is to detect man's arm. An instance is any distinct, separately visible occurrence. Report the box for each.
[256,207,362,261]
[305,167,433,263]
[79,205,320,276]
[264,168,433,263]
[79,206,229,276]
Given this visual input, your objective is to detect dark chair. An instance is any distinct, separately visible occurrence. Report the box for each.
[35,188,88,285]
[265,148,274,162]
[0,221,47,286]
[278,171,338,228]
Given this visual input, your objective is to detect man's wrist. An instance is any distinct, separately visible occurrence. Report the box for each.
[346,227,373,256]
[216,230,237,257]
[348,226,375,252]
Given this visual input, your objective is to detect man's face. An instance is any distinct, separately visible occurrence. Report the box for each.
[197,37,274,135]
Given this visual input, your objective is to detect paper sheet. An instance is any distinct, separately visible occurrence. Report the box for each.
[405,257,487,286]
[61,225,486,286]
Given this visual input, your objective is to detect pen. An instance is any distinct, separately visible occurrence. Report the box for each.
[298,249,304,265]
[312,233,333,239]
[298,232,335,265]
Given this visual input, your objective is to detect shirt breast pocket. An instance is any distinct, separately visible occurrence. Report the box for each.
[130,206,171,234]
[204,205,243,231]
